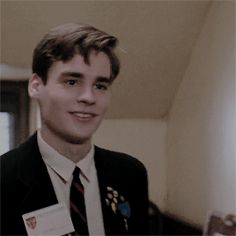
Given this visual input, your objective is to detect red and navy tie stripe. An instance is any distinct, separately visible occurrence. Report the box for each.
[70,167,89,235]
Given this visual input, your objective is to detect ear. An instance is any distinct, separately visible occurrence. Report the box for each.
[28,73,44,98]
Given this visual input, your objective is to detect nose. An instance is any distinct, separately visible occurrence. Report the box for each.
[76,86,96,105]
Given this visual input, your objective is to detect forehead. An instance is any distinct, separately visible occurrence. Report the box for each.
[48,51,111,78]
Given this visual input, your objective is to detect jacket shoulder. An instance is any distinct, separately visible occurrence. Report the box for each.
[1,133,39,178]
[1,133,38,158]
[94,146,147,174]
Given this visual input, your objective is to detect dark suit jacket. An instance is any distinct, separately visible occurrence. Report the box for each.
[0,133,149,235]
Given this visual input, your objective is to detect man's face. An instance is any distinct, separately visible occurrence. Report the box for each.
[29,50,112,144]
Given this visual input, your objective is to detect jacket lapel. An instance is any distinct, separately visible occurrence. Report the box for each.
[17,134,58,215]
[94,146,127,235]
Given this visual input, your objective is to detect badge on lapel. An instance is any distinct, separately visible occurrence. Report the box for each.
[105,186,131,231]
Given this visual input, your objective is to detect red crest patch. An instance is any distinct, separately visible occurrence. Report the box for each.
[26,216,37,230]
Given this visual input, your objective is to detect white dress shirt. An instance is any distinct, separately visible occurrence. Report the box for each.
[37,131,105,235]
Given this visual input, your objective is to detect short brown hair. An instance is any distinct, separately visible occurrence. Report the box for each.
[32,23,120,83]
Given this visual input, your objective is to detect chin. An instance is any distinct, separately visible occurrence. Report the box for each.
[57,131,92,145]
[71,134,92,144]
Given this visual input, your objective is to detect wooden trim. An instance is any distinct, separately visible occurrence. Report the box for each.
[1,80,29,147]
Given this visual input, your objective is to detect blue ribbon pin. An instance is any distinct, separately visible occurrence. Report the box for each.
[117,201,131,218]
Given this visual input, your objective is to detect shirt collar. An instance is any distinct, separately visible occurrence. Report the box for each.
[76,144,94,183]
[37,131,94,183]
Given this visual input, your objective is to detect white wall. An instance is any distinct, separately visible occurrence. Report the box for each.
[93,119,167,210]
[167,0,235,227]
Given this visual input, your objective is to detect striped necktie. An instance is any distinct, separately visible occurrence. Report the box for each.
[70,167,89,235]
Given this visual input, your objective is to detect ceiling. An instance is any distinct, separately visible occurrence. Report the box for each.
[1,0,211,118]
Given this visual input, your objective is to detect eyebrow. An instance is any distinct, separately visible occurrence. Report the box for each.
[96,77,112,84]
[61,72,83,78]
[60,72,112,84]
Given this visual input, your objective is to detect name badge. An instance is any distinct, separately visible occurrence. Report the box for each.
[22,203,75,236]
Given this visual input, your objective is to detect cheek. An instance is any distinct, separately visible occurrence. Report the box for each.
[39,91,66,113]
[100,94,111,111]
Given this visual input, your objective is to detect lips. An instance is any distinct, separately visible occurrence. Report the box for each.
[69,111,97,120]
[73,113,93,118]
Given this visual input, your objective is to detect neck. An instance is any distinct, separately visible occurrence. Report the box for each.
[39,129,92,163]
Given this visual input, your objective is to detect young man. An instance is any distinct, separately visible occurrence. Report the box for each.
[1,23,149,235]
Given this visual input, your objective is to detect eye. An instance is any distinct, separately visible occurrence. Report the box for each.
[65,79,77,86]
[95,83,109,90]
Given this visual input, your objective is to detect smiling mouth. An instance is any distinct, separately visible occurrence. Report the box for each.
[70,112,97,120]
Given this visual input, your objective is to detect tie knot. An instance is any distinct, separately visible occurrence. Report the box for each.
[73,166,81,178]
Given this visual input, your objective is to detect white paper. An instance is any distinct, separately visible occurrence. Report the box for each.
[22,203,75,236]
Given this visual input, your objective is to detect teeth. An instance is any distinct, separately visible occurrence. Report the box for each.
[73,113,93,118]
